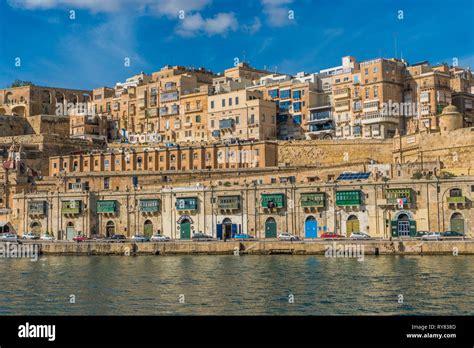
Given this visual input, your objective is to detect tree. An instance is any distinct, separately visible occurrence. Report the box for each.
[10,80,34,88]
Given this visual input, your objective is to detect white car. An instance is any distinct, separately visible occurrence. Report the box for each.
[150,234,170,242]
[421,232,441,241]
[277,232,299,241]
[1,233,19,242]
[131,235,149,242]
[350,232,371,239]
[40,234,55,241]
[22,232,39,240]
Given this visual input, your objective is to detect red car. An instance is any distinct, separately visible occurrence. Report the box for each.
[320,233,344,239]
[73,235,90,242]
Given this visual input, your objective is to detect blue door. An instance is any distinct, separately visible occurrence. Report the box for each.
[305,217,317,238]
[216,224,223,240]
[231,224,238,238]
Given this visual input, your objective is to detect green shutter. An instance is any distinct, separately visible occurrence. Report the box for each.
[391,220,398,237]
[409,220,417,237]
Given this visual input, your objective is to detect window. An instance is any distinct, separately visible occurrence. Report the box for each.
[235,116,240,124]
[373,67,378,73]
[280,89,290,99]
[211,120,215,128]
[196,115,201,123]
[53,163,57,169]
[104,177,110,190]
[249,114,255,124]
[229,98,232,106]
[365,87,370,98]
[235,97,239,105]
[365,68,368,75]
[374,86,378,98]
[221,99,225,107]
[262,114,265,122]
[210,101,214,109]
[269,89,278,98]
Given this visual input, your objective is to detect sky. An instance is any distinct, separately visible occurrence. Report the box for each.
[1,0,473,90]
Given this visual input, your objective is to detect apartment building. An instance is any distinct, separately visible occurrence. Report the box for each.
[49,141,277,176]
[70,114,110,142]
[207,90,277,141]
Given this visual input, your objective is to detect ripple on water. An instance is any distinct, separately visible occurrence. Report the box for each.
[0,255,473,315]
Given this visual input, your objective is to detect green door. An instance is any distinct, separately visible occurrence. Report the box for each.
[143,221,153,238]
[66,227,75,240]
[265,219,277,238]
[451,215,465,234]
[180,222,191,239]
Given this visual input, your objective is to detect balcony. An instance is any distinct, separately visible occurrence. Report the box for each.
[361,113,399,125]
[300,193,325,208]
[62,200,82,215]
[446,196,466,204]
[217,196,241,210]
[308,111,332,123]
[261,194,285,209]
[363,101,379,112]
[184,106,203,113]
[97,200,118,214]
[334,101,350,112]
[139,199,160,213]
[176,197,198,211]
[333,88,351,100]
[28,201,47,215]
[163,83,177,91]
[219,118,234,130]
[336,191,361,206]
[160,92,179,102]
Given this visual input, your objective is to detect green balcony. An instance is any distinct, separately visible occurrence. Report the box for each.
[261,194,285,208]
[62,200,82,214]
[446,196,466,204]
[139,199,160,213]
[176,197,198,210]
[385,188,414,205]
[97,200,118,213]
[336,191,361,206]
[28,201,46,215]
[217,196,241,210]
[300,193,325,207]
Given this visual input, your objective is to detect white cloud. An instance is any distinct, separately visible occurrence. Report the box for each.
[242,17,262,34]
[261,0,295,27]
[176,12,238,37]
[7,0,212,16]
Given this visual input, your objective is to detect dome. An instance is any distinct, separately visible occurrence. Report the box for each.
[441,105,459,115]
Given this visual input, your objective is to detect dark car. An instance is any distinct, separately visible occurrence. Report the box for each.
[441,231,465,238]
[192,232,214,241]
[108,234,127,242]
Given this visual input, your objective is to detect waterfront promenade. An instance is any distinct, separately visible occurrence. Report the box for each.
[4,239,473,256]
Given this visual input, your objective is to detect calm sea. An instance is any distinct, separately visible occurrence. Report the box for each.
[0,255,473,315]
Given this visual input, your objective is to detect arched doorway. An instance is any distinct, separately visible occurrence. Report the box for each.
[396,213,410,237]
[0,223,10,234]
[179,218,191,240]
[30,221,41,234]
[105,221,115,237]
[265,217,277,238]
[221,218,233,240]
[305,215,318,238]
[143,220,153,238]
[450,213,465,234]
[346,215,359,237]
[66,222,75,240]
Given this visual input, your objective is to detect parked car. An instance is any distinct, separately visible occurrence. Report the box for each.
[108,234,127,242]
[131,235,149,242]
[441,231,465,238]
[1,233,19,242]
[350,232,371,239]
[22,232,39,240]
[415,231,430,237]
[91,234,106,240]
[321,233,344,239]
[233,233,255,240]
[192,232,214,241]
[150,234,170,242]
[73,235,90,242]
[40,234,55,241]
[421,232,441,241]
[278,232,299,241]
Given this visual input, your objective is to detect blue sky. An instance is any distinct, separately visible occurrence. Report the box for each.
[1,0,473,90]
